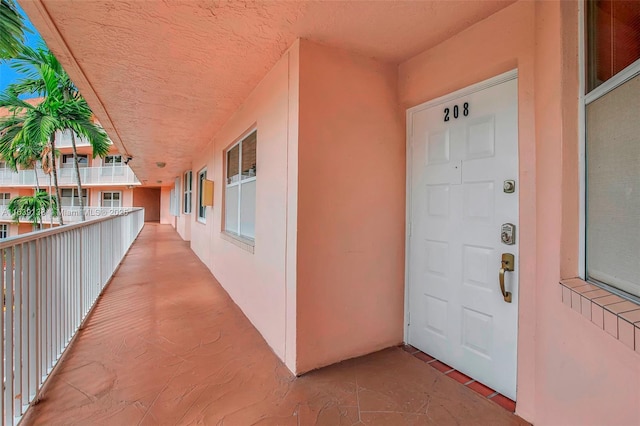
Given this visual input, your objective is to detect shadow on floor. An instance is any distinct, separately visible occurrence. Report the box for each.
[22,224,529,425]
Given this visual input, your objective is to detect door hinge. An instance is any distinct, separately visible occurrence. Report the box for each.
[407,311,411,326]
[407,222,412,237]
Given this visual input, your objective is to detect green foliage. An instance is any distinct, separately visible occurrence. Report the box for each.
[0,0,29,60]
[1,44,112,224]
[7,191,57,227]
[0,47,110,160]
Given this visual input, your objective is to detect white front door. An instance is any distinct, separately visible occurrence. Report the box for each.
[407,72,519,399]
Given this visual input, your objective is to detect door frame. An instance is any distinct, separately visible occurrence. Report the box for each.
[404,69,520,341]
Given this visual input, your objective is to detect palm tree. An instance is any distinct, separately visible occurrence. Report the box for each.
[0,0,28,59]
[0,94,62,220]
[7,190,57,230]
[2,47,110,222]
[0,109,47,192]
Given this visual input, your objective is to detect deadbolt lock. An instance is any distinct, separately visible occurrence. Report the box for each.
[501,223,516,245]
[503,180,516,193]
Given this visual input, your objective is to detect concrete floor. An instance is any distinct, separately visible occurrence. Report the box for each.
[22,224,528,425]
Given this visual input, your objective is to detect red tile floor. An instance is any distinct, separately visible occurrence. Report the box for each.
[400,345,517,412]
[21,224,528,425]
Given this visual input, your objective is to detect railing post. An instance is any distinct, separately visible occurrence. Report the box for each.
[14,244,22,418]
[5,248,14,425]
[32,239,40,402]
[79,227,83,323]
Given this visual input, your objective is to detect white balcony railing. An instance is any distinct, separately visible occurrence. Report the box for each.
[0,166,140,187]
[0,208,144,425]
[0,206,136,225]
[53,131,91,149]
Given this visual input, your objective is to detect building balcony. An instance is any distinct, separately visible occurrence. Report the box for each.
[2,224,526,425]
[52,130,106,149]
[0,166,140,188]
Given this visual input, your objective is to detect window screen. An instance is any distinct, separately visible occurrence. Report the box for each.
[586,73,640,297]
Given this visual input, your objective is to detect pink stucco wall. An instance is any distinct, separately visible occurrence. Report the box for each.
[400,1,640,424]
[166,3,639,422]
[176,210,191,241]
[159,186,173,226]
[188,42,300,372]
[295,40,405,373]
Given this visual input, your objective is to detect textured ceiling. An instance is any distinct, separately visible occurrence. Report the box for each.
[20,0,515,185]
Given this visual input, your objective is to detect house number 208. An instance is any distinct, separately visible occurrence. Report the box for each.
[443,102,469,122]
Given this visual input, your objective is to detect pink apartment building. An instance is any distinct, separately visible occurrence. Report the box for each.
[15,0,640,424]
[0,106,174,234]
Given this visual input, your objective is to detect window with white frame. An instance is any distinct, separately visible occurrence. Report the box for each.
[184,171,192,214]
[197,168,207,222]
[101,191,121,208]
[0,224,7,239]
[61,188,88,207]
[0,193,10,206]
[585,1,640,299]
[171,177,180,217]
[225,130,256,240]
[61,154,88,168]
[102,155,124,176]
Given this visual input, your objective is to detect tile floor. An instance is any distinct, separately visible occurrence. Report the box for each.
[400,345,516,412]
[21,224,529,425]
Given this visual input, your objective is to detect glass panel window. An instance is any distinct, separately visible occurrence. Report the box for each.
[226,145,240,184]
[0,193,10,206]
[103,155,124,176]
[587,1,640,92]
[197,168,207,222]
[224,130,257,240]
[61,188,88,207]
[586,73,640,298]
[104,155,122,165]
[225,185,239,234]
[0,224,8,239]
[239,180,256,239]
[101,191,122,208]
[585,1,640,300]
[184,171,192,214]
[61,154,88,168]
[241,131,257,180]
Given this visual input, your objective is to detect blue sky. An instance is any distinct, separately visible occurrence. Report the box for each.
[0,2,45,93]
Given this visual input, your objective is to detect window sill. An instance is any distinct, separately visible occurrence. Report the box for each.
[221,231,254,254]
[559,278,640,355]
[195,218,206,225]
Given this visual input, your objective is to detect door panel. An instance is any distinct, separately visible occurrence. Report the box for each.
[408,74,519,399]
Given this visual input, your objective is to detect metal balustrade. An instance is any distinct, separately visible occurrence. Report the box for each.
[0,208,145,425]
[0,166,140,187]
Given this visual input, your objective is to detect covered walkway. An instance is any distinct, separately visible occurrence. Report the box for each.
[22,224,527,425]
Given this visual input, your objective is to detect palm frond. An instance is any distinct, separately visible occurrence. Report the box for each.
[7,191,57,226]
[8,44,50,78]
[6,79,46,97]
[0,92,35,111]
[0,0,29,59]
[68,119,110,157]
[21,109,58,147]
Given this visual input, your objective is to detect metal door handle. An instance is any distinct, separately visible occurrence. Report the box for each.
[499,253,514,303]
